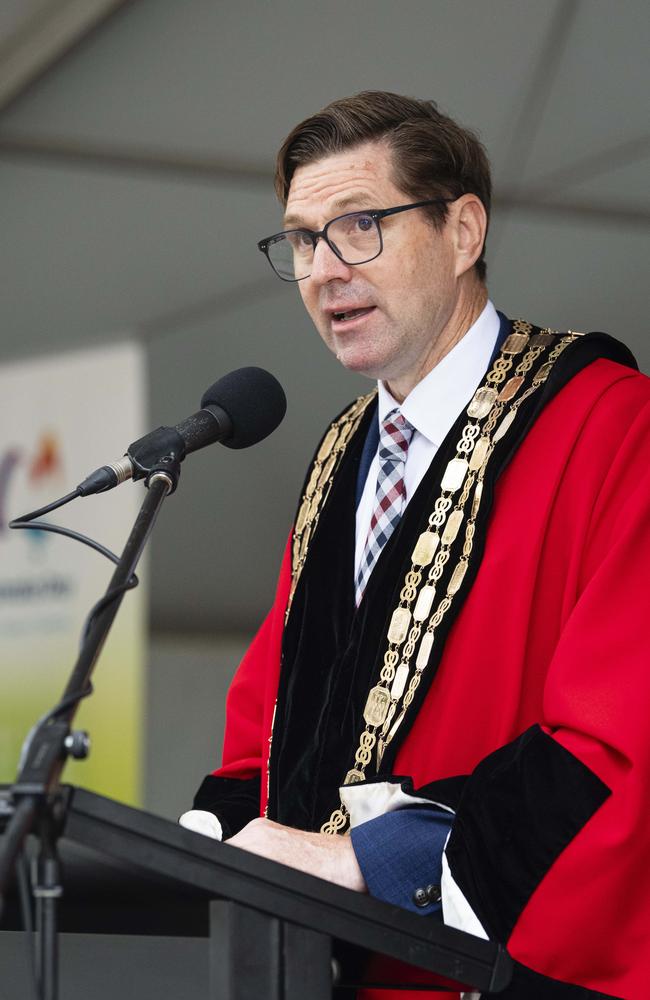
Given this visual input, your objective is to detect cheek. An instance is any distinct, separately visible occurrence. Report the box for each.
[299,285,319,322]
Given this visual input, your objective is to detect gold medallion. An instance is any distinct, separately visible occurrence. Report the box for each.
[467,386,498,419]
[493,410,516,443]
[529,332,554,348]
[390,662,410,700]
[469,436,490,472]
[295,502,308,534]
[306,465,320,496]
[317,427,339,461]
[307,494,321,523]
[442,509,464,545]
[338,421,353,445]
[471,480,484,519]
[363,685,391,726]
[501,332,529,355]
[413,585,436,622]
[448,560,468,595]
[318,453,338,488]
[299,522,311,556]
[416,631,434,670]
[411,531,440,566]
[535,361,553,382]
[388,607,412,644]
[441,458,469,493]
[498,376,524,402]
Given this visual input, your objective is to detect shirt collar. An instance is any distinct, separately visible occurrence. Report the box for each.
[377,299,501,448]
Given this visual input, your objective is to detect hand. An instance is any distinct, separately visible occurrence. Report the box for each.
[226,817,366,892]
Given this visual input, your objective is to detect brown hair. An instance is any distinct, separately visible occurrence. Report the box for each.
[275,91,491,281]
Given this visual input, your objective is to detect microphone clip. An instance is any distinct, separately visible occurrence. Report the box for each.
[128,426,186,494]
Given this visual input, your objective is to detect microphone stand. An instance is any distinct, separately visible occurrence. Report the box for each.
[0,452,182,1000]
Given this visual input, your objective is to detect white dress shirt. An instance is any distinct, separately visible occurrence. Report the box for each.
[354,300,501,577]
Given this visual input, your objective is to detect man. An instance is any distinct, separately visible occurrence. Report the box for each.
[182,93,650,999]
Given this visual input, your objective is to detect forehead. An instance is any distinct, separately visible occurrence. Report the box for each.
[284,141,405,224]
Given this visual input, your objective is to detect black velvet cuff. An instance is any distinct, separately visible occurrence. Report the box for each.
[445,725,611,941]
[192,774,261,840]
[416,775,468,812]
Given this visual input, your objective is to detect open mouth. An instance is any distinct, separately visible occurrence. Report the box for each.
[331,306,375,323]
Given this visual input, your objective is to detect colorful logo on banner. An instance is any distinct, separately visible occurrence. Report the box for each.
[0,433,77,611]
[0,432,62,538]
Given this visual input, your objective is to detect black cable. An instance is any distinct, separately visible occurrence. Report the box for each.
[10,487,138,575]
[79,578,139,648]
[36,683,94,728]
[12,489,81,523]
[10,494,140,651]
[10,518,131,570]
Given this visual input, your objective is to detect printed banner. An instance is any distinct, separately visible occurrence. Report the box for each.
[0,341,146,805]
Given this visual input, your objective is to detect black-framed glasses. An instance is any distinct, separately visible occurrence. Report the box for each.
[257,198,455,282]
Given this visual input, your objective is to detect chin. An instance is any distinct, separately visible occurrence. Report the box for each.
[338,344,403,381]
[335,351,385,380]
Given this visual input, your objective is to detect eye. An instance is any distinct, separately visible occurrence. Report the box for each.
[355,214,374,232]
[287,231,313,252]
[337,213,375,238]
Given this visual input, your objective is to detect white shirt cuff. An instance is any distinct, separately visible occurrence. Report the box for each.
[178,809,223,840]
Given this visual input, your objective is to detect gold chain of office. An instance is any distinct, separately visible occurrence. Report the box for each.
[269,322,582,832]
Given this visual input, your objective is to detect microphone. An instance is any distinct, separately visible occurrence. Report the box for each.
[77,367,286,496]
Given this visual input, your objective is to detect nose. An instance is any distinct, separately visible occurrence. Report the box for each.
[309,238,353,285]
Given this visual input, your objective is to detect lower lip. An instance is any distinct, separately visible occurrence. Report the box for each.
[330,307,376,332]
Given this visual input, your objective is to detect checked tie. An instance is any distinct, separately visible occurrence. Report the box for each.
[355,407,415,606]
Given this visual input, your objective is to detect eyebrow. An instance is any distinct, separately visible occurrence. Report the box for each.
[283,191,376,229]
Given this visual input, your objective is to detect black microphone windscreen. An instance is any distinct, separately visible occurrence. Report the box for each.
[201,367,287,449]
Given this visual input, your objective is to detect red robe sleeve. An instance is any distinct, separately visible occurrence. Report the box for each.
[192,533,292,832]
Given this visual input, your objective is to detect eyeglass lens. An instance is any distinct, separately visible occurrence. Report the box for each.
[267,212,381,280]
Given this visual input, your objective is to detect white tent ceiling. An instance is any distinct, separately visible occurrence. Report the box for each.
[1,0,648,632]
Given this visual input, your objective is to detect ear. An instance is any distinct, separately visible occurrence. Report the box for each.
[450,194,487,278]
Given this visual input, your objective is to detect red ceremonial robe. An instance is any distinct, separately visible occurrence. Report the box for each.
[196,335,650,1000]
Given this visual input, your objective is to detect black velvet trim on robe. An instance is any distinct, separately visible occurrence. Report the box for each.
[193,774,260,839]
[441,725,610,942]
[267,326,635,833]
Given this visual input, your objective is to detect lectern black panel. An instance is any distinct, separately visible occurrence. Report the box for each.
[1,785,512,995]
[1,836,213,937]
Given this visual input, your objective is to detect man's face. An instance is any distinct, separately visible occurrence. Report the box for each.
[284,141,460,390]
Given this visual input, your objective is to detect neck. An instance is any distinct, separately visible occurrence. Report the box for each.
[385,279,488,404]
